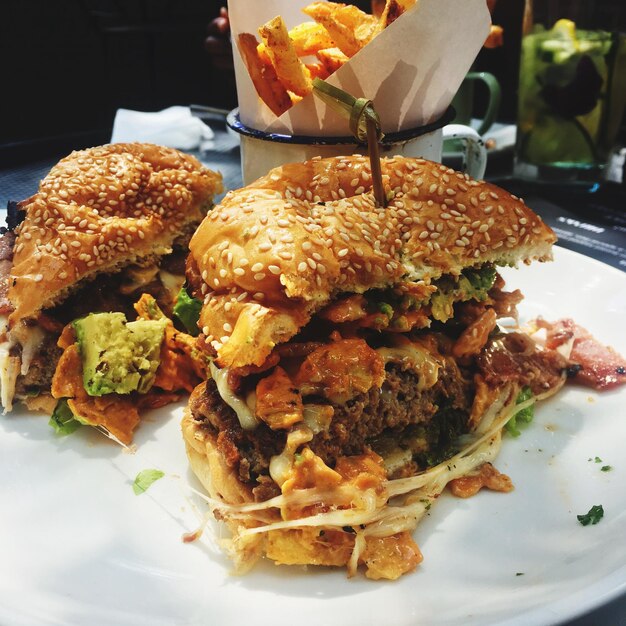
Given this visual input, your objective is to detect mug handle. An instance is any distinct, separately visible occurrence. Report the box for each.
[465,71,502,136]
[442,124,487,180]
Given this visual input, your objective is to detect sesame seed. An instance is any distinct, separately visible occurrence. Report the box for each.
[298,262,307,273]
[234,268,245,276]
[268,265,281,275]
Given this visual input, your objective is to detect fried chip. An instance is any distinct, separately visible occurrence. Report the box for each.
[303,2,377,56]
[288,21,336,56]
[315,47,349,74]
[258,15,313,98]
[237,32,292,116]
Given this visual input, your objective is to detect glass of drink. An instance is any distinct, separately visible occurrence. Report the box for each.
[515,19,626,181]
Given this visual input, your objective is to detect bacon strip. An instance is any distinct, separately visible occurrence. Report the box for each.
[538,318,626,390]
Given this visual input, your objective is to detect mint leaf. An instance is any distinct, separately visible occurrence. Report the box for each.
[133,469,165,495]
[49,399,82,436]
[577,504,604,526]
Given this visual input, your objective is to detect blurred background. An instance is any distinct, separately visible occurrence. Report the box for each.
[2,0,626,167]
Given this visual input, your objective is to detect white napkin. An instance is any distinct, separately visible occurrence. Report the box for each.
[110,106,214,150]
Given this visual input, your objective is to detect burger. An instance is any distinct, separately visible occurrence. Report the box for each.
[182,154,569,579]
[0,143,222,442]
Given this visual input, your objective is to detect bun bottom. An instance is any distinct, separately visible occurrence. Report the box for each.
[181,408,423,579]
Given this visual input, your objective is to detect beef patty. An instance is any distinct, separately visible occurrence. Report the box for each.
[189,361,473,488]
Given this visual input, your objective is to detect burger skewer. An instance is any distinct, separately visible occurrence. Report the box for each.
[182,153,575,579]
[312,78,387,207]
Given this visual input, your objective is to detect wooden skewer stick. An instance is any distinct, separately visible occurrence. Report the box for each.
[312,78,387,208]
[366,116,386,208]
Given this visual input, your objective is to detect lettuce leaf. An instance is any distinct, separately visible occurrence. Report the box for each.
[173,287,202,336]
[49,399,82,436]
[505,386,534,437]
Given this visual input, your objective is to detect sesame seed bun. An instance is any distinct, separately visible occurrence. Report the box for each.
[187,155,555,369]
[8,143,223,325]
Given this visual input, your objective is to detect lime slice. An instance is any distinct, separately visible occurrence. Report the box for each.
[552,19,577,40]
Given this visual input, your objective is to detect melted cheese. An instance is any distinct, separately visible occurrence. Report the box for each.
[268,424,313,487]
[17,325,46,376]
[158,270,185,302]
[0,320,47,411]
[376,338,441,391]
[209,361,258,431]
[302,404,333,435]
[0,343,19,412]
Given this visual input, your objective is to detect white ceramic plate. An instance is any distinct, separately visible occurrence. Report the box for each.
[1,247,625,626]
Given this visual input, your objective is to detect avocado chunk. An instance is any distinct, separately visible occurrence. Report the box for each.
[73,312,167,396]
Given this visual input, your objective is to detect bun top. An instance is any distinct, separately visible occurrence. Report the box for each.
[188,155,555,369]
[9,143,222,324]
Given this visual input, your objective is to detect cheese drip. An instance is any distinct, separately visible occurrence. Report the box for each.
[209,361,258,430]
[376,336,441,391]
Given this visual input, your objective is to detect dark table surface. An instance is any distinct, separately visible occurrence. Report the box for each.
[1,120,625,626]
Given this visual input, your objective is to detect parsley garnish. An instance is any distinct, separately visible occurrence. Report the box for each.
[577,504,604,526]
[132,469,165,495]
[601,465,613,472]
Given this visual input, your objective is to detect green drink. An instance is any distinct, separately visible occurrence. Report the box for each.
[516,19,626,178]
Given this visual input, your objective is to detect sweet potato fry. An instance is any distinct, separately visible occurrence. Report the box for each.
[258,15,312,98]
[315,47,349,74]
[237,32,292,116]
